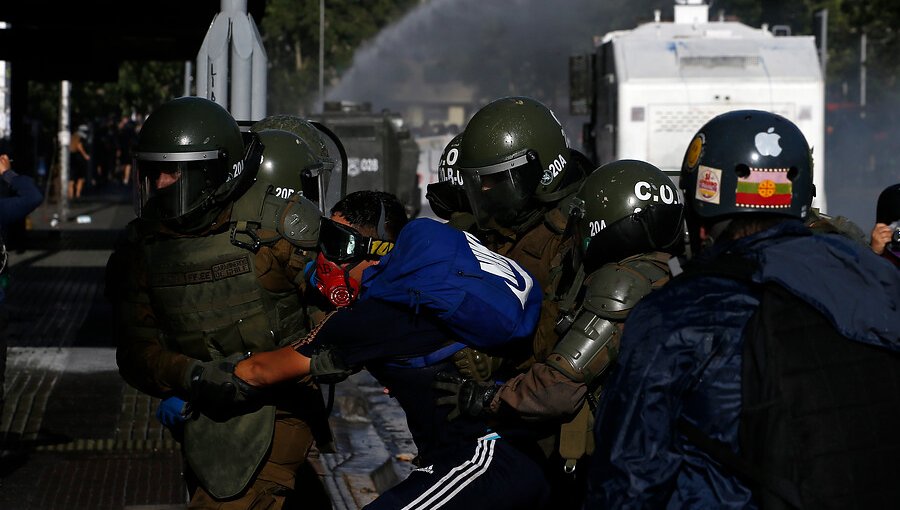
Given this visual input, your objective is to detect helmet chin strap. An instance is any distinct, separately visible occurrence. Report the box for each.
[704,218,733,248]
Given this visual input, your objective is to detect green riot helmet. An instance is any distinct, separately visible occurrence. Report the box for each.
[458,96,573,229]
[680,110,814,224]
[571,159,684,271]
[425,132,470,220]
[229,129,328,250]
[134,96,254,231]
[251,114,346,213]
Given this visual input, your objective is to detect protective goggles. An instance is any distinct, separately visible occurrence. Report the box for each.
[318,217,394,263]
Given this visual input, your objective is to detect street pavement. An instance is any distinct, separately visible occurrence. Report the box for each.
[0,185,415,509]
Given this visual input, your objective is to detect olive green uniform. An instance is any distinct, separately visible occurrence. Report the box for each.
[107,211,330,509]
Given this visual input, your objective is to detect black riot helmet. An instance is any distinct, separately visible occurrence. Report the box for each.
[876,183,900,225]
[134,96,256,232]
[425,132,470,220]
[570,159,684,271]
[458,96,577,229]
[680,110,815,225]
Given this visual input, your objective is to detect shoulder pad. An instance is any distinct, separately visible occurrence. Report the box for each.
[582,255,671,320]
[123,218,159,245]
[543,206,569,234]
[276,192,322,249]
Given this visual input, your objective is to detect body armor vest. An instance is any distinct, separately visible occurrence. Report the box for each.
[142,229,308,360]
[140,226,311,498]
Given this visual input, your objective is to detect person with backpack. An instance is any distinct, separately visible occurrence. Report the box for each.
[186,192,554,509]
[586,110,900,508]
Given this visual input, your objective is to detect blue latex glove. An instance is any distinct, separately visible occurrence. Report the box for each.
[155,396,191,429]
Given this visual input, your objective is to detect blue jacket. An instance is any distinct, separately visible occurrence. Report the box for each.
[587,221,900,509]
[1,169,43,302]
[0,169,43,228]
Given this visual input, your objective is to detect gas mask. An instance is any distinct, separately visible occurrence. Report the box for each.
[314,252,360,308]
[313,208,395,307]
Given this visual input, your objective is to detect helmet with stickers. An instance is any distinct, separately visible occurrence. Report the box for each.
[458,96,578,229]
[680,109,814,222]
[571,159,684,270]
[134,96,255,232]
[425,132,470,220]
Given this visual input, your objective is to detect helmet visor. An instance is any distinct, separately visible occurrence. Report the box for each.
[311,121,349,214]
[300,160,333,211]
[460,151,541,229]
[133,151,225,221]
[426,181,470,220]
[318,217,394,263]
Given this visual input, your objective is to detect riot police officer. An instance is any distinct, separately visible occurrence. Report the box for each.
[425,132,474,230]
[107,98,333,509]
[435,160,685,506]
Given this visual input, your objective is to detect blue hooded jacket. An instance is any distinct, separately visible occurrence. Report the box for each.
[587,221,900,509]
[1,168,43,303]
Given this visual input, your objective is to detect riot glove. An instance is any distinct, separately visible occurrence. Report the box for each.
[184,352,262,415]
[308,345,354,384]
[433,371,499,421]
[452,347,503,383]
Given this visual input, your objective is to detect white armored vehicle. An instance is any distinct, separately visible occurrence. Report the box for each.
[570,0,826,210]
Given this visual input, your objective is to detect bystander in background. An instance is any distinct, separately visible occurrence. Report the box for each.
[0,152,44,454]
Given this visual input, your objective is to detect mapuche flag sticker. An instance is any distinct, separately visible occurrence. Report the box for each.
[735,167,792,209]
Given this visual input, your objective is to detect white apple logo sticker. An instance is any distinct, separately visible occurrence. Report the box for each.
[754,127,782,157]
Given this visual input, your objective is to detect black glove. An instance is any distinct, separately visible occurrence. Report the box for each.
[433,371,499,421]
[185,352,261,415]
[309,345,354,384]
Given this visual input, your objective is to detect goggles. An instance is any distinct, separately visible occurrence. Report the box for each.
[318,217,394,263]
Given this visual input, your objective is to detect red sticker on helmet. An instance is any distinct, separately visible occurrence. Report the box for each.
[735,167,793,209]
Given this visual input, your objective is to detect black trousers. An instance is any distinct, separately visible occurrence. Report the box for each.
[364,433,551,510]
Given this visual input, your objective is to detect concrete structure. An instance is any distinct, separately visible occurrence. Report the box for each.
[196,0,268,121]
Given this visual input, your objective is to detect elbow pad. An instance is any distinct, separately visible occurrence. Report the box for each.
[547,259,662,384]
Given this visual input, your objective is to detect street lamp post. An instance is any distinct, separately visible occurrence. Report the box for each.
[319,0,325,113]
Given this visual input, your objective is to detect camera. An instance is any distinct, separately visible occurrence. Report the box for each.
[890,221,900,251]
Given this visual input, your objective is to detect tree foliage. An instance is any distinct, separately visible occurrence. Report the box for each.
[716,0,899,102]
[24,1,899,133]
[261,0,419,115]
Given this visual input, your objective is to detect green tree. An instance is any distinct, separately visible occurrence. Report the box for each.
[261,0,418,114]
[716,0,899,104]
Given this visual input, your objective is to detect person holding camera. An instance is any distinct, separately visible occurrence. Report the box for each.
[871,183,900,269]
